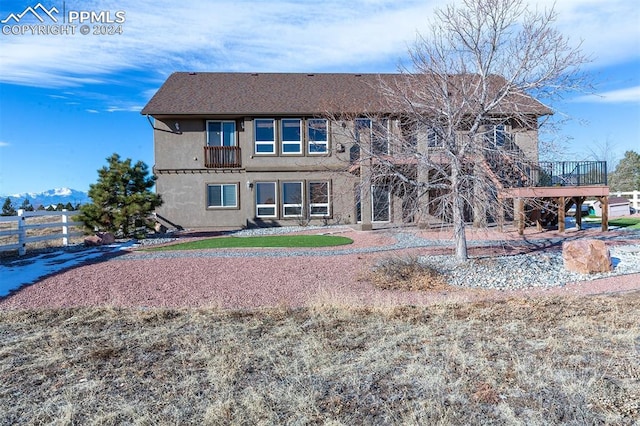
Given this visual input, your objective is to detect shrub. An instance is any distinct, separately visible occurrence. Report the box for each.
[368,256,450,291]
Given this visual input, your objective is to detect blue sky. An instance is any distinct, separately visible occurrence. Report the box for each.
[0,0,638,195]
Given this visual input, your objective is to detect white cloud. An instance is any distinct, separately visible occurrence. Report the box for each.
[573,85,640,104]
[534,0,640,69]
[0,0,636,91]
[0,141,10,147]
[106,105,144,113]
[0,0,434,88]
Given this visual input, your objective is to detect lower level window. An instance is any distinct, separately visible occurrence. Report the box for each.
[256,182,277,217]
[207,183,237,208]
[372,186,390,222]
[282,182,303,216]
[309,181,330,216]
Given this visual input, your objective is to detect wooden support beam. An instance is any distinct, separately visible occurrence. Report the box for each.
[575,196,585,230]
[517,198,525,235]
[600,196,609,232]
[558,196,566,233]
[535,209,543,231]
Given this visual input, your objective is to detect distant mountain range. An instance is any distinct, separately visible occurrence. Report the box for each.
[0,188,90,209]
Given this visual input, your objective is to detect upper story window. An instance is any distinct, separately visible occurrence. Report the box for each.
[355,118,388,155]
[372,119,389,155]
[281,119,302,154]
[207,121,236,146]
[253,117,330,157]
[485,124,508,148]
[307,119,328,154]
[400,119,418,152]
[355,118,372,143]
[255,119,275,154]
[427,127,444,148]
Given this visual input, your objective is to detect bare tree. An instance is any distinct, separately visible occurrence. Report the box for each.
[585,136,619,172]
[343,0,589,261]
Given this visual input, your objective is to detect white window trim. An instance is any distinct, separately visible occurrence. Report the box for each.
[206,183,238,209]
[427,127,443,148]
[307,119,329,155]
[206,120,237,147]
[255,181,277,218]
[492,124,507,147]
[372,185,391,223]
[308,181,330,217]
[355,118,372,142]
[372,119,390,155]
[281,119,303,155]
[282,181,304,217]
[254,119,276,155]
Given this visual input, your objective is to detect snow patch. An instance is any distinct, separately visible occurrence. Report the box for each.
[51,187,73,196]
[0,242,134,297]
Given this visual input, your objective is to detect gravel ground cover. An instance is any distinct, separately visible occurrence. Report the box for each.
[1,224,639,310]
[130,225,640,293]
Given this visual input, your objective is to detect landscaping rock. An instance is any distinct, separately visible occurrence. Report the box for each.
[84,235,103,246]
[97,232,116,244]
[562,239,612,274]
[84,232,115,246]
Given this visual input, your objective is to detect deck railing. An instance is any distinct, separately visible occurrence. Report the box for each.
[204,146,241,168]
[535,161,607,187]
[484,154,608,189]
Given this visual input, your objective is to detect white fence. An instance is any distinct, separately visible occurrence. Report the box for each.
[0,209,83,256]
[612,191,640,210]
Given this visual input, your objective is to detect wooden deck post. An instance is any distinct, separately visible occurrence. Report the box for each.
[600,196,609,232]
[575,196,584,230]
[535,208,543,231]
[517,198,525,235]
[497,199,505,232]
[558,196,566,232]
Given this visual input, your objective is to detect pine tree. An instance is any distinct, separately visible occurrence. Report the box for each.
[609,151,640,192]
[79,153,162,237]
[19,198,35,212]
[1,198,16,216]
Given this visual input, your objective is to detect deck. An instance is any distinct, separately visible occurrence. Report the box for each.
[496,161,609,234]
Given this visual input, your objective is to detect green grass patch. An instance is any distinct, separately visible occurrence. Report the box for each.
[147,234,353,250]
[608,217,640,229]
[583,217,640,229]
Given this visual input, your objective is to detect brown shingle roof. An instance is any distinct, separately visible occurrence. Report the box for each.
[141,72,552,117]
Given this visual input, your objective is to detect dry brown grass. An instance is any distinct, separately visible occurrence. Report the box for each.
[1,293,639,425]
[0,214,84,257]
[366,255,451,291]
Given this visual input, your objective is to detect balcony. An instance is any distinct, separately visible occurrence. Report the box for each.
[204,146,241,168]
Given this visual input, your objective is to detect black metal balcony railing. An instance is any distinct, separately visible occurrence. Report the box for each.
[484,153,608,189]
[204,146,241,168]
[535,161,607,187]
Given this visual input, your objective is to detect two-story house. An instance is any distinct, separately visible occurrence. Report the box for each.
[141,72,609,232]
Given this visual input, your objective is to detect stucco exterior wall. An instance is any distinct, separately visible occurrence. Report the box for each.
[154,170,361,229]
[151,116,542,230]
